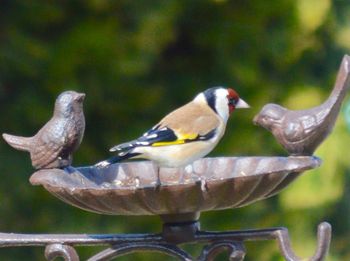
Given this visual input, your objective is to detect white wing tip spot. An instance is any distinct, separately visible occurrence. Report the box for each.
[95,161,110,168]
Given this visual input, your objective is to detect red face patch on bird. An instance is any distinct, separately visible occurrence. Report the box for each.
[227,88,239,114]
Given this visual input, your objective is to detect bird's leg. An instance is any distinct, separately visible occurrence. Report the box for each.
[199,177,208,192]
[185,164,208,192]
[155,166,161,188]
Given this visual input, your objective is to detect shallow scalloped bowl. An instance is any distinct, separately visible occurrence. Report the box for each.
[30,156,321,221]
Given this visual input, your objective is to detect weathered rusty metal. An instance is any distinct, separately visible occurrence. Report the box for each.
[253,54,350,155]
[2,91,85,169]
[198,241,246,261]
[19,155,327,260]
[45,244,79,261]
[29,156,321,222]
[0,222,331,260]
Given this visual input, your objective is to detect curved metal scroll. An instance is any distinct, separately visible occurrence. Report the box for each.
[198,241,246,261]
[45,244,79,261]
[275,222,331,261]
[0,222,332,261]
[87,242,192,261]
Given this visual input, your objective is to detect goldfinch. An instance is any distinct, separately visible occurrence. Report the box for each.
[96,87,249,168]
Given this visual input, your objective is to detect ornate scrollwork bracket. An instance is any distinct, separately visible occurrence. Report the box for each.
[45,244,79,261]
[198,241,246,261]
[0,221,331,261]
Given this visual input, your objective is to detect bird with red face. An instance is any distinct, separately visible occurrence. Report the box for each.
[96,87,249,168]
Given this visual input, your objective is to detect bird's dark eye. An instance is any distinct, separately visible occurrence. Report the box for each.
[229,98,237,106]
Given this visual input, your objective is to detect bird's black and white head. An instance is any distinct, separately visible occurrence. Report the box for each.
[54,91,85,117]
[194,87,249,121]
[253,103,287,131]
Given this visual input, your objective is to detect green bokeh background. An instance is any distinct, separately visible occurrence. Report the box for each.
[1,1,350,260]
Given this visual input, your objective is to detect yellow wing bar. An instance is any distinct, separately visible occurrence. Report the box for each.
[151,133,198,147]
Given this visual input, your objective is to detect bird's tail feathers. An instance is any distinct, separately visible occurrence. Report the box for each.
[2,133,32,152]
[95,152,140,168]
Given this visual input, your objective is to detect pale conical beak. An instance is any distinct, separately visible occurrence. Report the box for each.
[235,98,250,109]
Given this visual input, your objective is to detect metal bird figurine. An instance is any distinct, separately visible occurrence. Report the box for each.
[253,54,350,155]
[2,91,85,169]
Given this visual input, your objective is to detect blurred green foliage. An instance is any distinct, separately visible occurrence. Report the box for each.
[0,0,350,260]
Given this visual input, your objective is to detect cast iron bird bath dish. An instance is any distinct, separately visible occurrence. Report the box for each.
[1,55,350,260]
[1,156,330,261]
[30,156,321,223]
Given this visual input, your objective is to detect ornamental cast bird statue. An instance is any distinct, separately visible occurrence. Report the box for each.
[2,91,85,169]
[253,55,350,155]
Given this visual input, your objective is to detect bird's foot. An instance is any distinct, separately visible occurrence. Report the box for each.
[185,164,208,191]
[155,179,161,189]
[134,176,141,188]
[198,177,208,192]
